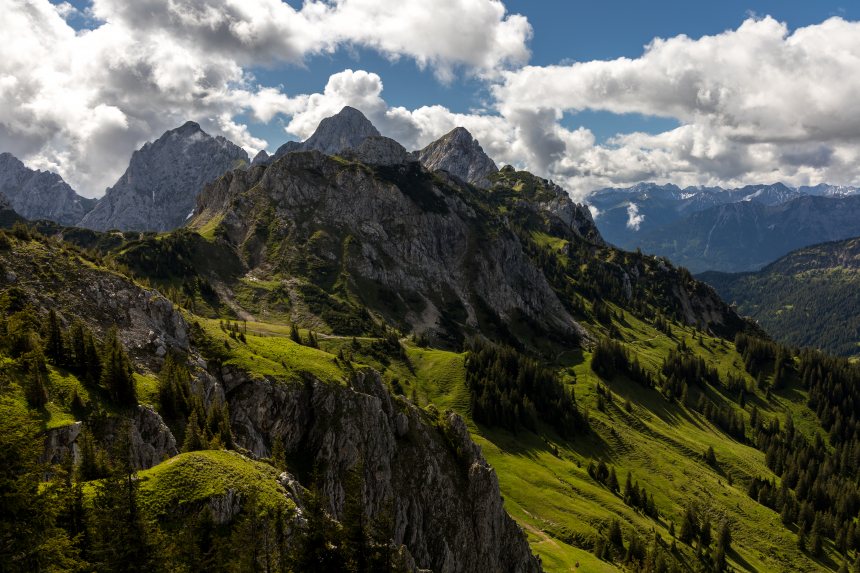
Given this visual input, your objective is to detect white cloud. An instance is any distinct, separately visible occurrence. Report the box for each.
[625,203,644,231]
[491,16,860,198]
[0,0,530,196]
[5,5,860,204]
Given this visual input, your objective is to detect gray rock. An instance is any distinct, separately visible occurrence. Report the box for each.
[79,121,249,232]
[272,106,381,160]
[128,405,179,468]
[251,149,270,166]
[42,422,82,465]
[0,152,95,225]
[413,127,498,188]
[344,136,409,166]
[196,150,585,345]
[224,368,542,573]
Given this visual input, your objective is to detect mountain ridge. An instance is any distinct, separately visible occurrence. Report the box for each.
[0,152,95,225]
[79,122,249,232]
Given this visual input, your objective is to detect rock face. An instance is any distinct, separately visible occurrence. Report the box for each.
[413,127,498,187]
[127,406,179,468]
[79,122,248,232]
[0,238,189,368]
[42,422,83,465]
[272,106,382,161]
[223,367,542,573]
[193,150,584,346]
[0,152,95,225]
[343,135,409,166]
[43,407,177,471]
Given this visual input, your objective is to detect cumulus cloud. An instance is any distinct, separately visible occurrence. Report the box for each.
[625,203,644,231]
[5,5,860,203]
[492,16,860,197]
[0,0,530,196]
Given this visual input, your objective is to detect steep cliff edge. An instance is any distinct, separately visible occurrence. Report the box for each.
[220,366,541,573]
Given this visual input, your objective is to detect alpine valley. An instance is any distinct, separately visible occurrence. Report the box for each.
[4,107,860,573]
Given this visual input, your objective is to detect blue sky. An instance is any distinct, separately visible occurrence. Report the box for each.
[243,0,858,146]
[12,1,860,196]
[59,0,860,148]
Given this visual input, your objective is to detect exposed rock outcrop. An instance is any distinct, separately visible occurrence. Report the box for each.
[271,106,382,161]
[193,150,584,346]
[413,127,498,187]
[79,121,249,232]
[0,152,95,225]
[344,136,409,166]
[42,422,83,465]
[222,367,542,573]
[43,406,177,471]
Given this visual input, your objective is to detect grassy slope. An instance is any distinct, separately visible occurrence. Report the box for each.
[196,313,834,571]
[137,450,292,519]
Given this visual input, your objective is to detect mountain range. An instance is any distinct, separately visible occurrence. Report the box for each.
[0,152,95,226]
[4,108,860,572]
[701,236,860,356]
[588,182,860,272]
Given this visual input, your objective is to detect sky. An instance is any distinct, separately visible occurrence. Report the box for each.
[3,1,860,199]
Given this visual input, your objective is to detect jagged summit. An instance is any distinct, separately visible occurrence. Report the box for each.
[0,152,94,225]
[272,106,381,160]
[251,149,270,166]
[79,121,249,232]
[413,126,498,187]
[342,135,408,166]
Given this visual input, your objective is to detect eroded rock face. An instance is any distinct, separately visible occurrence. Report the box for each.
[44,406,177,471]
[195,150,584,345]
[344,136,409,166]
[42,422,83,465]
[0,152,94,225]
[413,127,498,188]
[223,368,542,573]
[80,122,248,232]
[0,240,189,365]
[126,406,179,469]
[272,106,381,161]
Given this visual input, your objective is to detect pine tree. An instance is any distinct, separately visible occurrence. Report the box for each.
[623,471,635,504]
[182,410,205,452]
[608,518,624,547]
[607,466,619,493]
[24,350,49,409]
[704,445,717,466]
[89,424,153,572]
[157,352,191,421]
[699,517,712,549]
[45,309,65,365]
[679,505,698,545]
[810,515,823,557]
[100,329,137,407]
[0,397,81,570]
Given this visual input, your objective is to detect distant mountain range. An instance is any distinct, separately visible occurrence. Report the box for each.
[701,237,860,356]
[0,107,505,232]
[588,182,860,272]
[0,153,95,226]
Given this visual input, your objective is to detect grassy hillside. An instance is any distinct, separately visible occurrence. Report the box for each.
[3,155,860,573]
[701,237,860,356]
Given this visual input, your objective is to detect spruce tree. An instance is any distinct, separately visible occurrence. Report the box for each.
[45,309,65,365]
[100,329,137,407]
[89,424,152,572]
[182,410,205,452]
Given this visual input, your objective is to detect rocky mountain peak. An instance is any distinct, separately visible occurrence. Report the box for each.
[413,126,498,187]
[342,135,408,165]
[0,151,94,225]
[79,122,249,232]
[273,106,381,160]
